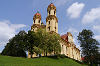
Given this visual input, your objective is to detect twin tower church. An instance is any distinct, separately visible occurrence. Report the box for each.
[28,3,81,61]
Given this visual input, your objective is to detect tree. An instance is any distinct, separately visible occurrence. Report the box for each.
[49,33,61,54]
[33,46,43,57]
[24,30,38,58]
[1,30,27,57]
[36,28,49,56]
[1,29,61,58]
[77,29,99,65]
[36,28,61,56]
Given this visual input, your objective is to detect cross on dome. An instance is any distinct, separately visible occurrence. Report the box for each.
[35,11,41,16]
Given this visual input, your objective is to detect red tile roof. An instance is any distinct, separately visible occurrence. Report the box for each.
[35,13,41,16]
[33,12,41,20]
[61,33,68,42]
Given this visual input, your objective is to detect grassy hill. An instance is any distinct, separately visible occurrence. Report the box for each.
[0,55,87,66]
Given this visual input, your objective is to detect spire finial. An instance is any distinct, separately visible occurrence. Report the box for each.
[50,0,55,4]
[37,11,39,13]
[50,0,52,3]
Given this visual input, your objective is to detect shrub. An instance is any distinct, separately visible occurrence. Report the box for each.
[56,54,66,58]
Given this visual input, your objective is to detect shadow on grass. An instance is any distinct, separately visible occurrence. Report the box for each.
[31,54,87,65]
[32,54,68,60]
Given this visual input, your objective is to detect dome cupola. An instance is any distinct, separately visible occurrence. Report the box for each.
[47,3,56,16]
[33,12,41,20]
[47,3,56,12]
[33,11,41,25]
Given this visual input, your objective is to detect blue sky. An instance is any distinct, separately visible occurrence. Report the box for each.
[0,0,100,52]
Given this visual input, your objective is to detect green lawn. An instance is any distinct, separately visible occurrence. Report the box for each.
[0,55,87,66]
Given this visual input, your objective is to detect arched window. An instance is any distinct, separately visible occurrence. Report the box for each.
[49,11,50,14]
[38,20,40,23]
[55,27,56,29]
[34,20,35,23]
[62,45,63,48]
[48,26,50,31]
[49,21,50,24]
[54,11,55,15]
[32,29,34,31]
[55,27,56,31]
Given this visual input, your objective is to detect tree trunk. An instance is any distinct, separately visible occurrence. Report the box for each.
[44,50,45,56]
[54,48,55,54]
[46,51,47,56]
[90,61,93,66]
[31,54,33,58]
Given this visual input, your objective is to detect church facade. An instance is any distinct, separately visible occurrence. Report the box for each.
[28,3,81,61]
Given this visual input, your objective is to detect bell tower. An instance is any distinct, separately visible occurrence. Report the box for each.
[33,12,41,25]
[46,3,58,33]
[31,12,41,31]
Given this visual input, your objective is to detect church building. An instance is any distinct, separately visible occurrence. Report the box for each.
[28,3,81,61]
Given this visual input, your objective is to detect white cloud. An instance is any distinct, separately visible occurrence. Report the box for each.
[93,25,100,32]
[93,25,100,41]
[54,0,68,6]
[0,51,2,53]
[67,27,78,34]
[94,35,100,41]
[0,20,26,47]
[76,44,80,50]
[60,27,78,35]
[82,7,100,24]
[60,27,68,35]
[73,38,77,44]
[67,2,85,18]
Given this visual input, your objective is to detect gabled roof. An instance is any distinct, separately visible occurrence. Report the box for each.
[61,33,68,42]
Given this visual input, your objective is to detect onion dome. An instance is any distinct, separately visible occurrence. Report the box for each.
[33,12,41,20]
[47,3,56,12]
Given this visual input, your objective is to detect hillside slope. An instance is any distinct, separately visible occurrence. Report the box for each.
[0,55,86,66]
